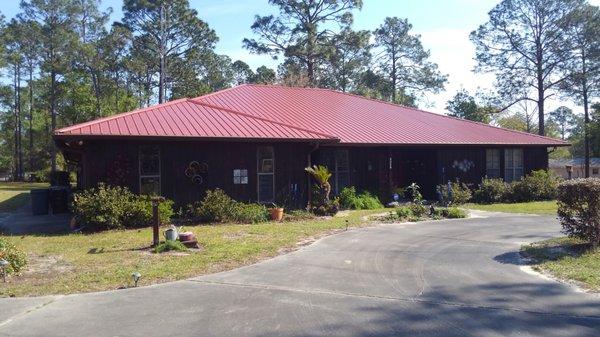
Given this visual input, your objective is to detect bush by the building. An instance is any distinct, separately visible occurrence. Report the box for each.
[338,187,383,210]
[436,181,472,205]
[557,178,600,248]
[72,183,174,231]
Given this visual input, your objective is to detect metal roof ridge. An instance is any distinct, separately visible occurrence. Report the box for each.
[242,84,568,145]
[54,98,190,134]
[187,98,340,141]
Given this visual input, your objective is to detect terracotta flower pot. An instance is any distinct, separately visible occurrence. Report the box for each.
[268,207,284,221]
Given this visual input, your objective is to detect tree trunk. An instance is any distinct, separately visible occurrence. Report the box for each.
[28,65,34,173]
[50,70,57,173]
[91,70,101,118]
[115,70,119,112]
[158,3,166,103]
[306,21,317,87]
[13,65,19,181]
[390,45,397,103]
[17,63,23,181]
[582,54,590,178]
[583,88,590,178]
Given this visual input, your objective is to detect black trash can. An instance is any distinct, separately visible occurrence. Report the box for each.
[49,186,70,214]
[31,188,49,215]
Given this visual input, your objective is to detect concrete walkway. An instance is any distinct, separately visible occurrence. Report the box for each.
[1,213,599,336]
[0,203,71,235]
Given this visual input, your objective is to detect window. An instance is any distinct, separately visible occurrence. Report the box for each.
[486,149,501,178]
[504,148,524,183]
[320,149,350,195]
[257,146,274,202]
[593,168,599,175]
[233,169,248,184]
[139,145,160,195]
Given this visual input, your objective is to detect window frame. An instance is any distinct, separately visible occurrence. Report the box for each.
[485,149,501,178]
[139,145,161,195]
[233,169,249,185]
[333,150,350,195]
[319,149,350,195]
[257,146,275,203]
[504,148,524,183]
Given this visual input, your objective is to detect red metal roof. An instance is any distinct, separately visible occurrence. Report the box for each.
[56,84,567,146]
[55,98,336,141]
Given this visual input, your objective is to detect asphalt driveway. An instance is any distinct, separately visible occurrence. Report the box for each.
[1,212,599,336]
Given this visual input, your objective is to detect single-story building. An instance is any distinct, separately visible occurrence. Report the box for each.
[54,84,567,207]
[549,158,600,179]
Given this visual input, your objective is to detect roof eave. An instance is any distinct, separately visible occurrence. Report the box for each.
[53,133,340,144]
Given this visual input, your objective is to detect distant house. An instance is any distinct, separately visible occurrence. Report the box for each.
[54,85,567,207]
[549,158,600,179]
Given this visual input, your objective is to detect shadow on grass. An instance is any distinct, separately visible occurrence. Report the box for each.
[0,192,30,213]
[521,239,592,263]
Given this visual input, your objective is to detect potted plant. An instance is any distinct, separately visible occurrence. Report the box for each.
[268,203,284,221]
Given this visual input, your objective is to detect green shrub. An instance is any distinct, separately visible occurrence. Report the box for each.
[443,207,467,219]
[557,178,600,248]
[338,187,383,210]
[188,188,236,223]
[153,240,188,254]
[473,178,509,204]
[396,206,413,219]
[0,238,27,274]
[437,181,472,205]
[409,203,427,218]
[509,170,560,202]
[431,207,467,219]
[231,203,269,223]
[305,165,336,215]
[72,183,174,231]
[311,199,340,216]
[126,196,174,228]
[186,189,270,224]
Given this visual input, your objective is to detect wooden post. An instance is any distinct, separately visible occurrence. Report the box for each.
[151,196,164,247]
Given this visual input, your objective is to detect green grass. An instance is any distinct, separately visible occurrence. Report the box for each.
[0,182,49,213]
[522,237,600,291]
[464,200,557,215]
[0,209,386,297]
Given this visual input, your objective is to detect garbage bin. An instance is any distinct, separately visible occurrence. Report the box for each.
[31,188,49,215]
[49,186,70,214]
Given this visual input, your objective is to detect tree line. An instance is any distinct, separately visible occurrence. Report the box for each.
[0,0,598,180]
[0,0,448,180]
[449,0,599,175]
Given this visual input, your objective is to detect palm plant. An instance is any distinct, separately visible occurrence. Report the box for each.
[305,165,332,200]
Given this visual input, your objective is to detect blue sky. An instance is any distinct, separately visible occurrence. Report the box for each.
[2,0,599,112]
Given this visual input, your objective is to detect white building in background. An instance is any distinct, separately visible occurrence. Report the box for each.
[549,158,600,179]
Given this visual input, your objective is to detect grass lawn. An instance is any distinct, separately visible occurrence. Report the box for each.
[0,182,49,213]
[522,237,600,292]
[1,209,386,297]
[464,200,557,215]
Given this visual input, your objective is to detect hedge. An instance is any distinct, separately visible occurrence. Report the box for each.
[72,183,174,232]
[557,178,600,248]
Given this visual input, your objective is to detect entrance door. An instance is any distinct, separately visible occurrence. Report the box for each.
[392,149,438,199]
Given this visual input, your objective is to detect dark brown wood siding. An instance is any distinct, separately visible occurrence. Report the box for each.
[68,139,551,207]
[78,140,313,208]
